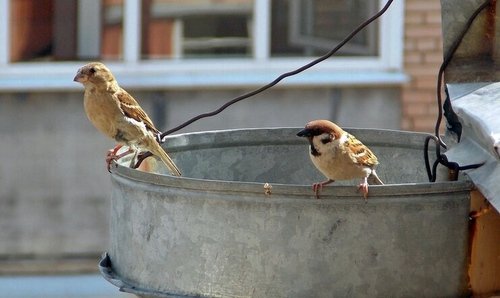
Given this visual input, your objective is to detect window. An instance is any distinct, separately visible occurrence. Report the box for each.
[0,0,405,89]
[271,0,378,57]
[142,0,254,59]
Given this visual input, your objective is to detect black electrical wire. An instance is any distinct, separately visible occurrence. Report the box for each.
[424,0,490,182]
[160,0,394,138]
[132,0,395,168]
[434,0,491,149]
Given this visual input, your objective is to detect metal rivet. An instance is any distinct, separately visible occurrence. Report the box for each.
[264,183,272,196]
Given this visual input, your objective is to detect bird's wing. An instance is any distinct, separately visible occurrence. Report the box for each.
[345,134,379,167]
[116,89,160,134]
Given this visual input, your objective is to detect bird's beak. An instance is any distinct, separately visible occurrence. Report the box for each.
[73,73,85,83]
[297,128,310,137]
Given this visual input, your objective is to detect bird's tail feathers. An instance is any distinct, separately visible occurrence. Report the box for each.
[148,140,182,176]
[369,171,384,185]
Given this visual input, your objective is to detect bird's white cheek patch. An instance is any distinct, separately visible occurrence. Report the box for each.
[313,137,341,152]
[338,133,348,143]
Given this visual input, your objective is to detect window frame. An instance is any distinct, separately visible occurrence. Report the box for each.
[0,0,406,91]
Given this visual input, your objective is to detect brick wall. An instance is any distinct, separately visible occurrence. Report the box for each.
[402,0,443,132]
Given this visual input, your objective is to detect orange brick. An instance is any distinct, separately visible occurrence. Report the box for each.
[425,11,443,24]
[404,103,425,117]
[406,25,443,38]
[405,52,424,64]
[415,76,439,90]
[401,91,436,104]
[403,0,444,133]
[424,52,444,64]
[405,65,440,76]
[416,38,439,51]
[405,40,418,51]
[405,13,425,25]
[406,1,442,12]
[401,118,414,131]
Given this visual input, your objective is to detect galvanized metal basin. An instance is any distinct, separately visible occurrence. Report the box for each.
[101,128,472,298]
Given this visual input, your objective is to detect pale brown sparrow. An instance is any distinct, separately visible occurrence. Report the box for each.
[74,62,181,176]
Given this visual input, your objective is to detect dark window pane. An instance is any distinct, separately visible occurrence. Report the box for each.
[101,0,124,60]
[142,0,253,60]
[10,0,55,61]
[271,0,379,57]
[9,0,123,62]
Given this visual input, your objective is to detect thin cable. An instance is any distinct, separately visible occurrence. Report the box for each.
[434,0,490,148]
[161,0,394,137]
[423,0,489,181]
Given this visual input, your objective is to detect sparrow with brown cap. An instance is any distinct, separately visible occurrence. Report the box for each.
[297,120,383,199]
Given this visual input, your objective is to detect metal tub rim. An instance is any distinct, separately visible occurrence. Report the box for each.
[111,127,473,200]
[111,165,473,200]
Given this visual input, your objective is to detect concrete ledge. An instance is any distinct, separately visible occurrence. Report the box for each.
[0,256,100,275]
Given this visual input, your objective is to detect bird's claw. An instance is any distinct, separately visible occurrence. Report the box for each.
[105,145,134,172]
[357,182,369,200]
[105,145,121,172]
[106,150,119,172]
[312,183,323,199]
[311,179,334,199]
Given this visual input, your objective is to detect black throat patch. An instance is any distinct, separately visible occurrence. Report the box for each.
[310,144,320,157]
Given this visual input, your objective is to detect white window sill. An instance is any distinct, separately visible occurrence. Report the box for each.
[0,60,407,92]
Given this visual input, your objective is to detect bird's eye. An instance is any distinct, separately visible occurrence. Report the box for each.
[89,67,96,74]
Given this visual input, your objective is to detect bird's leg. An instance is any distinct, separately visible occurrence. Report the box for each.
[312,179,334,199]
[108,144,122,154]
[105,145,134,172]
[133,151,153,169]
[128,150,139,168]
[129,133,161,169]
[358,177,369,200]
